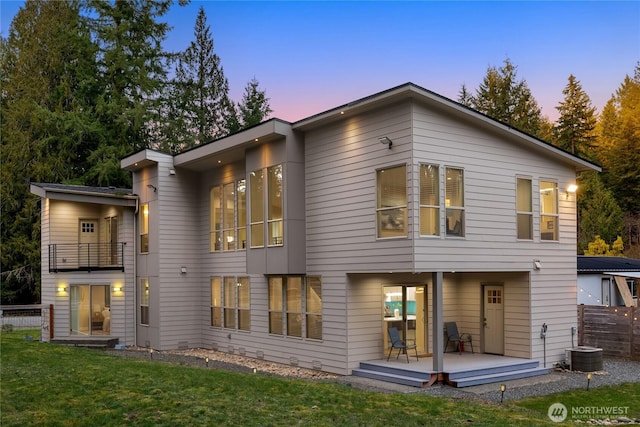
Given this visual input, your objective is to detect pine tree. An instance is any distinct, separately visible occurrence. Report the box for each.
[577,173,624,253]
[1,0,102,303]
[554,75,597,160]
[168,6,236,149]
[237,77,272,128]
[469,58,543,137]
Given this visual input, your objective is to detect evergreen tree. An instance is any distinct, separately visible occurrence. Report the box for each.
[467,58,543,137]
[168,6,236,149]
[88,0,174,180]
[554,74,597,160]
[457,84,473,107]
[1,0,102,303]
[237,77,272,128]
[577,173,624,253]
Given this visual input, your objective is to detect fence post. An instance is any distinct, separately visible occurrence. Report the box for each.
[49,304,54,340]
[578,305,584,346]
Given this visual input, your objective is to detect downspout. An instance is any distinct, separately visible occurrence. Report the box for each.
[132,195,139,346]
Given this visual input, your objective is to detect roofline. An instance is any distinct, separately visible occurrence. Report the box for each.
[293,82,601,173]
[30,183,137,207]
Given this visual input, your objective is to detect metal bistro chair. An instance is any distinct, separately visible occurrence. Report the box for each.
[387,327,419,363]
[444,322,474,354]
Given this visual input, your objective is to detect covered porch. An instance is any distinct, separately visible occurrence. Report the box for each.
[352,352,549,388]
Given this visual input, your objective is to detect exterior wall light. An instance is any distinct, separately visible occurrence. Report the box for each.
[113,286,122,292]
[57,286,67,292]
[566,184,578,199]
[146,184,157,192]
[181,266,187,274]
[379,136,393,149]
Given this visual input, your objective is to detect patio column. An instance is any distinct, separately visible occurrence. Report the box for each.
[432,271,443,372]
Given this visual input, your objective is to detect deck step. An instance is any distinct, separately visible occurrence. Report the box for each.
[447,360,540,380]
[449,367,550,388]
[352,368,434,388]
[51,337,119,348]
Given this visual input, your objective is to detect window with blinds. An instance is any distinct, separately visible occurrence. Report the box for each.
[376,165,407,238]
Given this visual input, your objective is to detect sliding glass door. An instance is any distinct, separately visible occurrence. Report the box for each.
[383,285,427,356]
[70,285,110,335]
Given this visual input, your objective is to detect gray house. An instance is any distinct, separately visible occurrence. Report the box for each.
[577,255,640,307]
[33,83,600,376]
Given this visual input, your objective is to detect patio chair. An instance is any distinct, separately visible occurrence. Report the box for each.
[387,327,419,363]
[444,322,473,354]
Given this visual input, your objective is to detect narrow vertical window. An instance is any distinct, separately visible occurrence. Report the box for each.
[237,277,250,331]
[286,277,303,337]
[211,277,222,327]
[236,179,247,250]
[139,278,149,325]
[306,277,322,340]
[250,170,264,247]
[445,168,464,237]
[224,277,236,329]
[516,178,533,240]
[268,164,283,246]
[419,164,440,236]
[222,183,235,251]
[268,277,283,334]
[210,186,221,251]
[540,181,558,241]
[140,204,149,253]
[376,165,407,238]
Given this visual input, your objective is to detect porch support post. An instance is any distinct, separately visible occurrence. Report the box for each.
[432,271,444,372]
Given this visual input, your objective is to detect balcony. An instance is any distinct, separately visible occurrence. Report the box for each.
[49,243,125,273]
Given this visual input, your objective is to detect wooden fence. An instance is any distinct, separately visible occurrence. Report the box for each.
[578,305,640,360]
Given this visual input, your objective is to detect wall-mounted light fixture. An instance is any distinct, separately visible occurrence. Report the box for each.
[169,169,176,176]
[181,266,187,275]
[146,184,157,193]
[57,286,67,292]
[533,259,542,270]
[379,136,393,149]
[113,286,122,292]
[566,183,578,199]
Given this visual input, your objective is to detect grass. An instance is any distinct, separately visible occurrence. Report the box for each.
[1,330,638,426]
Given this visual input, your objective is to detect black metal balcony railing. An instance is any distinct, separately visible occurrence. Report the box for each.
[49,243,125,273]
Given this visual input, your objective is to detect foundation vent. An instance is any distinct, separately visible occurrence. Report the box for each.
[178,341,188,350]
[238,347,246,356]
[312,360,322,370]
[256,351,264,359]
[227,345,234,354]
[289,357,299,366]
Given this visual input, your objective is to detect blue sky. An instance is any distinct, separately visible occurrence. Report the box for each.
[1,1,638,122]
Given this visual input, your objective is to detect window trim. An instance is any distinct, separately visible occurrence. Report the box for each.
[539,180,559,241]
[376,164,408,239]
[268,275,322,340]
[211,276,250,331]
[445,166,465,238]
[419,163,441,237]
[516,177,533,240]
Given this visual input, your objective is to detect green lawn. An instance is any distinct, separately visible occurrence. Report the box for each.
[1,330,637,426]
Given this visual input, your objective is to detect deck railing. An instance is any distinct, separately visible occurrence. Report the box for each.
[49,243,125,272]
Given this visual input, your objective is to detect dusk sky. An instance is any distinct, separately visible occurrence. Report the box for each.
[1,1,638,123]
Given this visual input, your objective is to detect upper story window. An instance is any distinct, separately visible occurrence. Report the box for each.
[516,178,533,240]
[419,164,440,236]
[267,165,283,246]
[210,180,246,252]
[140,204,149,253]
[377,165,407,238]
[445,167,464,237]
[250,169,264,248]
[540,181,558,241]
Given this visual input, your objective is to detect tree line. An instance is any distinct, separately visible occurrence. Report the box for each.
[1,1,639,304]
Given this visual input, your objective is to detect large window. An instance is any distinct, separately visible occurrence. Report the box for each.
[419,164,440,236]
[517,178,533,240]
[210,186,221,251]
[211,277,222,327]
[211,276,250,330]
[377,165,407,238]
[268,165,283,246]
[140,204,149,253]
[540,181,558,241]
[268,276,322,340]
[210,180,245,252]
[445,167,464,237]
[237,179,246,249]
[250,169,264,248]
[139,278,149,325]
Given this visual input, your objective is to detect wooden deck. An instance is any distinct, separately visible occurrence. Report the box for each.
[51,336,119,348]
[352,353,550,388]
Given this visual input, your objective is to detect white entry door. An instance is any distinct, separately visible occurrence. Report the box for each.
[79,219,98,267]
[483,285,504,354]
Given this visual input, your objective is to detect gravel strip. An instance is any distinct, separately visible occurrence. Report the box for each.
[105,347,640,405]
